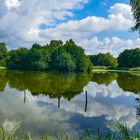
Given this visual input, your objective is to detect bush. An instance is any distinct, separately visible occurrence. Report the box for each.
[89,53,118,68]
[7,40,92,72]
[118,48,140,68]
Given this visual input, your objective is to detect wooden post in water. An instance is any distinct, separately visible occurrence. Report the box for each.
[85,90,88,112]
[58,97,61,108]
[57,93,61,108]
[24,90,26,103]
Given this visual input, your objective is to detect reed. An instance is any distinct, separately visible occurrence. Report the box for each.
[0,121,139,140]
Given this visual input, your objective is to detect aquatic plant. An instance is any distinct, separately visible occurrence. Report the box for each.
[0,121,140,140]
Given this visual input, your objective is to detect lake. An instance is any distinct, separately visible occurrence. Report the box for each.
[0,70,140,139]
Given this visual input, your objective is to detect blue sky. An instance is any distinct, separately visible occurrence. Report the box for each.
[74,0,129,18]
[74,0,138,40]
[0,0,140,56]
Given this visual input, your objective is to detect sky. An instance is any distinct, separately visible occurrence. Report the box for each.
[0,0,140,56]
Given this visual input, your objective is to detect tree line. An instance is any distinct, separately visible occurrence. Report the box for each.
[0,41,140,72]
[0,40,92,72]
[89,48,140,68]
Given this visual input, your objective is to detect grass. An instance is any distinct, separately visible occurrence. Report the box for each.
[0,121,140,140]
[129,67,140,71]
[0,65,140,74]
[0,66,6,70]
[92,66,140,74]
[0,123,32,140]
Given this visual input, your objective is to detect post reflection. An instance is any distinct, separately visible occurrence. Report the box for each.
[85,91,88,112]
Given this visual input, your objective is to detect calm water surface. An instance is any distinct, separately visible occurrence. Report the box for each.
[0,70,140,139]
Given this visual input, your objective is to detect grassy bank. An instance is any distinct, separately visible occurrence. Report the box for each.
[92,66,140,73]
[0,121,140,140]
[0,66,140,74]
[0,66,6,70]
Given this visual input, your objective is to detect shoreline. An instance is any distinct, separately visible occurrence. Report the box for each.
[0,66,6,70]
[0,66,140,74]
[92,66,140,73]
[92,69,140,73]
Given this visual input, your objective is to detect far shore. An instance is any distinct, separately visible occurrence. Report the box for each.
[0,66,6,70]
[0,66,140,74]
[92,66,140,74]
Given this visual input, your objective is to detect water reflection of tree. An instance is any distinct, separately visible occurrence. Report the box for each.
[91,72,140,94]
[91,72,118,85]
[7,71,92,101]
[1,70,140,107]
[117,73,140,94]
[0,70,7,92]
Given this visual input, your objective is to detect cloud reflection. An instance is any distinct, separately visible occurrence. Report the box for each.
[0,79,139,138]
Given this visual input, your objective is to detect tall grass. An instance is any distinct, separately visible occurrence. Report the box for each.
[0,121,140,140]
[0,123,20,140]
[115,120,140,140]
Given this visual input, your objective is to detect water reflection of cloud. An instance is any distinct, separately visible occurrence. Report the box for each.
[40,81,138,129]
[85,81,138,98]
[0,86,76,138]
[3,119,17,132]
[0,80,139,138]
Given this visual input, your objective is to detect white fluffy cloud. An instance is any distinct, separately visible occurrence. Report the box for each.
[5,0,21,9]
[40,3,133,40]
[0,1,139,55]
[38,3,139,56]
[0,0,89,47]
[80,37,140,56]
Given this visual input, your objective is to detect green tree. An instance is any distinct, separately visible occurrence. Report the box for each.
[50,39,92,72]
[89,53,117,68]
[26,44,51,71]
[64,39,92,72]
[7,48,28,70]
[50,40,63,47]
[0,42,8,66]
[53,52,76,72]
[6,40,92,72]
[130,0,140,34]
[118,48,140,68]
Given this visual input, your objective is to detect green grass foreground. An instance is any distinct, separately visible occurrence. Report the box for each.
[0,121,140,140]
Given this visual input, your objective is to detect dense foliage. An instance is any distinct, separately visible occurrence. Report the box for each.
[118,48,140,68]
[7,40,92,72]
[7,48,28,70]
[89,49,140,68]
[0,40,140,71]
[89,53,118,68]
[130,0,140,34]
